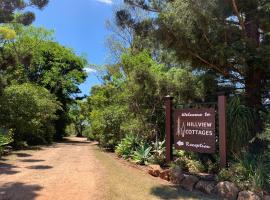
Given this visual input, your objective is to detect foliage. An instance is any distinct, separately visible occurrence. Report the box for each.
[68,100,89,137]
[0,0,49,25]
[175,150,205,174]
[121,0,270,109]
[0,26,16,40]
[1,26,87,140]
[132,142,152,165]
[227,96,255,153]
[115,134,139,159]
[0,129,13,156]
[218,151,270,191]
[0,83,60,145]
[149,140,166,166]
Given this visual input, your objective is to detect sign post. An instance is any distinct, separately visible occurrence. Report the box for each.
[165,95,173,163]
[218,92,227,168]
[174,108,216,153]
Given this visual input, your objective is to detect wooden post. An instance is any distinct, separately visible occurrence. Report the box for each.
[218,92,227,168]
[165,95,173,164]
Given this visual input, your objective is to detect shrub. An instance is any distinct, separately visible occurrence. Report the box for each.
[150,140,166,166]
[90,105,126,150]
[132,143,152,165]
[0,83,61,146]
[175,150,205,173]
[115,134,139,159]
[218,151,270,191]
[0,129,13,156]
[227,96,255,153]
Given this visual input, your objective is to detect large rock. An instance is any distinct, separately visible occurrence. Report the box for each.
[238,191,261,200]
[148,165,162,177]
[170,166,184,184]
[160,169,171,181]
[180,175,199,191]
[197,173,217,181]
[195,180,216,194]
[215,181,239,200]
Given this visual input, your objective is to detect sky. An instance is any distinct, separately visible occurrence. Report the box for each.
[31,0,117,95]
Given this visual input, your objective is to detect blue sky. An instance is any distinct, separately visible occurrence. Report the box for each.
[32,0,117,95]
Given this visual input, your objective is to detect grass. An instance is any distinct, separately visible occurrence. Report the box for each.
[93,146,219,200]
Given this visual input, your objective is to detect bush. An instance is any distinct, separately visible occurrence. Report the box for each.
[0,129,13,156]
[227,96,255,153]
[115,134,139,159]
[218,151,270,191]
[175,150,205,173]
[149,140,166,166]
[0,83,61,146]
[90,105,126,150]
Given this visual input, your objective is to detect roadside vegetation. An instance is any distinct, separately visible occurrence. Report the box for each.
[78,0,270,194]
[0,1,87,153]
[0,0,270,196]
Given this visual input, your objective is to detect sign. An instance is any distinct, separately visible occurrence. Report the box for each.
[174,108,215,154]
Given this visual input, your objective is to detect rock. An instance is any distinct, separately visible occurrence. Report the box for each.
[197,173,217,181]
[148,165,162,177]
[160,169,171,181]
[170,166,184,184]
[180,175,199,191]
[215,181,239,200]
[195,180,216,194]
[264,195,270,200]
[238,191,261,200]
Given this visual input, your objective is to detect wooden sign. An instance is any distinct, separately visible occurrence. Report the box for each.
[174,108,215,154]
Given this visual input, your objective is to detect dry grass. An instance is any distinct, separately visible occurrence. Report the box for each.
[93,146,219,200]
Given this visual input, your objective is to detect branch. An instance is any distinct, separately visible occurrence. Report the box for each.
[125,0,160,13]
[231,0,246,33]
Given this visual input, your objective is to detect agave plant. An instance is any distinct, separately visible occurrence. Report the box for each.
[132,143,152,165]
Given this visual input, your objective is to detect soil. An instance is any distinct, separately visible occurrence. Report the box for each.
[0,137,105,200]
[0,137,216,200]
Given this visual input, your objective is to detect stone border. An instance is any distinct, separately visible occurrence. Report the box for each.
[148,164,267,200]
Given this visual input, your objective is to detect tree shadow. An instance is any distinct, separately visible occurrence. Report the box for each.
[0,162,20,175]
[26,165,53,170]
[14,153,32,158]
[150,185,219,200]
[59,138,90,146]
[20,159,45,163]
[0,182,42,200]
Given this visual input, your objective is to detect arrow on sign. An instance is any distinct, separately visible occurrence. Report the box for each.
[177,141,184,147]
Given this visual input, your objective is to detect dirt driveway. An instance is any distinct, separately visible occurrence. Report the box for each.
[0,137,216,200]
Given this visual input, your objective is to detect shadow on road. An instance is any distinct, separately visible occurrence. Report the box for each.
[14,153,32,158]
[59,137,91,146]
[0,162,20,175]
[21,159,45,163]
[26,165,53,170]
[0,182,42,200]
[150,185,218,200]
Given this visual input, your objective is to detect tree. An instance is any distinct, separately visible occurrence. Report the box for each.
[0,0,49,25]
[1,26,87,140]
[68,100,89,137]
[120,0,270,110]
[0,83,60,145]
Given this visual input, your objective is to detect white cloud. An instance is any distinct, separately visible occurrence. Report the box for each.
[84,67,97,74]
[96,0,113,5]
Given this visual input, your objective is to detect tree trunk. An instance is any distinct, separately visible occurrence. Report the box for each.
[245,70,263,109]
[244,15,264,134]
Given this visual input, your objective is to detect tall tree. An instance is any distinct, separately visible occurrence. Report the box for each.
[1,26,87,140]
[120,0,270,110]
[0,0,49,25]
